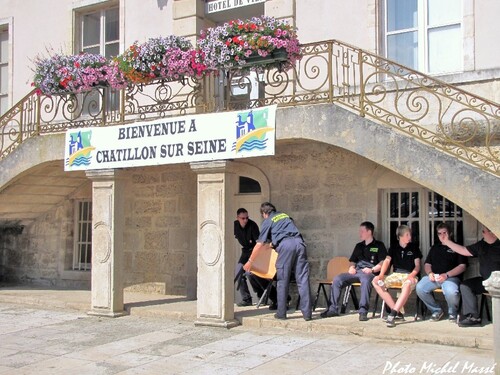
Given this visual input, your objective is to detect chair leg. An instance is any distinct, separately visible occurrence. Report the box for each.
[372,293,379,318]
[350,287,360,310]
[341,285,351,314]
[312,284,328,311]
[480,294,492,322]
[256,280,273,308]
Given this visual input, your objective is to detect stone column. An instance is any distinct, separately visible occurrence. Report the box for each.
[85,169,126,317]
[190,161,239,328]
[483,272,500,372]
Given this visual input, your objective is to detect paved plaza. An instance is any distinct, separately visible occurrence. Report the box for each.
[0,301,495,375]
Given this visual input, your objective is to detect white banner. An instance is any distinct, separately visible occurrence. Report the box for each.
[205,0,266,14]
[64,105,276,171]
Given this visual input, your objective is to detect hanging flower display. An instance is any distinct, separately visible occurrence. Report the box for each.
[32,53,126,96]
[116,35,207,83]
[197,15,302,71]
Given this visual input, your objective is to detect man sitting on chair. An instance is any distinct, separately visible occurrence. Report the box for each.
[320,221,387,321]
[442,225,500,327]
[416,223,467,322]
[372,225,422,328]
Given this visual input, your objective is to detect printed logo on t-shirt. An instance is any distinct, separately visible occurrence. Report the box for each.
[406,251,413,256]
[369,248,379,252]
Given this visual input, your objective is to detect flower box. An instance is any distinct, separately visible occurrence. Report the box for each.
[116,36,206,84]
[32,53,126,96]
[198,15,302,72]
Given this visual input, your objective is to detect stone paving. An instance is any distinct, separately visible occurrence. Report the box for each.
[0,302,495,375]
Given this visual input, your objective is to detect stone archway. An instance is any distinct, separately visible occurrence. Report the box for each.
[276,104,500,235]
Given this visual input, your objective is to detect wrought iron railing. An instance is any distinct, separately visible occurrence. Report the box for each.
[1,39,499,176]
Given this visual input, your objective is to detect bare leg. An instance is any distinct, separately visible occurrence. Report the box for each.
[393,282,413,313]
[372,280,396,310]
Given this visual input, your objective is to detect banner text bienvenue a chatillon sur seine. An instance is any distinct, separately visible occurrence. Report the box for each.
[64,105,276,171]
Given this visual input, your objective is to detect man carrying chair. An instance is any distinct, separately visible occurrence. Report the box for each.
[234,208,277,309]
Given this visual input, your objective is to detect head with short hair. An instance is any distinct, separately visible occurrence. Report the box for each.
[236,208,248,216]
[436,222,453,241]
[359,221,375,242]
[236,208,249,227]
[396,225,411,240]
[360,221,374,235]
[260,202,276,216]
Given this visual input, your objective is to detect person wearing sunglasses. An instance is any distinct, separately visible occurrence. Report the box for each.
[234,207,277,309]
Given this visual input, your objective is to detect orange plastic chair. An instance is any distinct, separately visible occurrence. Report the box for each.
[312,256,351,311]
[249,244,278,307]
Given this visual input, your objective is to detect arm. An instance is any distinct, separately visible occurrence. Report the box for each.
[407,258,421,282]
[378,257,392,279]
[349,262,356,275]
[424,263,436,282]
[442,232,473,257]
[243,242,264,272]
[436,263,466,283]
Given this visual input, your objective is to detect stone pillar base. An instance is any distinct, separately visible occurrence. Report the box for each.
[194,318,240,329]
[87,309,128,318]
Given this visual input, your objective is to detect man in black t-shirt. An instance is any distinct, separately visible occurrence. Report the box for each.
[443,226,500,327]
[372,225,422,328]
[416,223,467,322]
[320,222,387,322]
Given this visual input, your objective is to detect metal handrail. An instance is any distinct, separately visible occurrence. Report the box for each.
[1,39,499,176]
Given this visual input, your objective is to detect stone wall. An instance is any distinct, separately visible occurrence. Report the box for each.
[0,163,198,297]
[122,164,197,298]
[245,140,386,282]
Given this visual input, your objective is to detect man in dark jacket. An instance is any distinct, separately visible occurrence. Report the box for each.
[234,208,277,308]
[442,226,500,327]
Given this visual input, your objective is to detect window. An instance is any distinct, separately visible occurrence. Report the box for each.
[0,27,8,116]
[78,7,119,58]
[383,0,462,74]
[239,176,261,194]
[73,200,92,271]
[76,6,120,112]
[382,189,464,257]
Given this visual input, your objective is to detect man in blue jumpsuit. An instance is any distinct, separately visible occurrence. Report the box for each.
[243,202,312,321]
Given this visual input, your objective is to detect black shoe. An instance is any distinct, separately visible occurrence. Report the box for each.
[320,310,339,319]
[268,302,278,311]
[458,315,481,327]
[237,300,252,307]
[386,314,396,327]
[274,313,286,320]
[430,310,444,321]
[304,316,312,321]
[359,312,368,321]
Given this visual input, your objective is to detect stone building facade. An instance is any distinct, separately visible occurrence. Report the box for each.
[0,0,499,324]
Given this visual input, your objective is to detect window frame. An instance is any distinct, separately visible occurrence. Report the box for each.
[73,200,93,271]
[381,188,465,259]
[381,0,463,74]
[0,18,12,116]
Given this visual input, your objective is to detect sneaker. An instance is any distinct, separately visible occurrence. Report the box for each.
[359,312,368,321]
[458,315,481,327]
[320,309,339,319]
[268,302,278,311]
[274,313,287,320]
[430,311,444,321]
[449,314,457,323]
[237,300,252,307]
[395,312,405,320]
[386,314,396,327]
